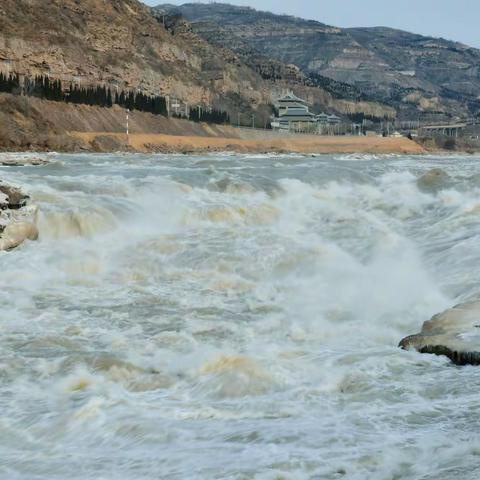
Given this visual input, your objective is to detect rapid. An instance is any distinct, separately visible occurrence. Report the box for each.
[1,152,480,479]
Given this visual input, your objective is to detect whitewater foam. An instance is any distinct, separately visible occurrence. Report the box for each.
[2,152,480,479]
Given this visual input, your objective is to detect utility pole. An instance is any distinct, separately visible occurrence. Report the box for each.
[126,108,129,142]
[237,112,240,128]
[252,114,255,129]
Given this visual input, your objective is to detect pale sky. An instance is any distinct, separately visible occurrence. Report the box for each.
[143,0,480,48]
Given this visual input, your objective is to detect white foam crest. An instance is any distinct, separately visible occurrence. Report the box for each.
[3,153,480,479]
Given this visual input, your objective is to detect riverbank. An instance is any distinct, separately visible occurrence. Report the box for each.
[0,93,427,155]
[71,131,426,155]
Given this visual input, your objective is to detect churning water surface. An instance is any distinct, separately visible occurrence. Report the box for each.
[1,152,480,479]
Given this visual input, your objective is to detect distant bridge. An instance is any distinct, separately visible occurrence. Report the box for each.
[419,123,468,137]
[418,118,480,137]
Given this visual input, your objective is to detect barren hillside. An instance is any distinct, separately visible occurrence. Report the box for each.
[156,2,480,120]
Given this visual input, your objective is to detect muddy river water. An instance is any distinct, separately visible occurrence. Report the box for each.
[2,152,480,479]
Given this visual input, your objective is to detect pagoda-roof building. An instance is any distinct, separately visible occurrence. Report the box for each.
[271,93,343,131]
[276,93,308,106]
[273,93,317,130]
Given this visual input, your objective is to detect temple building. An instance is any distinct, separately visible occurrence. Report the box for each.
[271,93,341,131]
[271,93,317,130]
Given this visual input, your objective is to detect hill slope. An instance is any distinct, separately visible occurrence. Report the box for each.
[0,0,277,120]
[0,0,397,127]
[156,2,480,120]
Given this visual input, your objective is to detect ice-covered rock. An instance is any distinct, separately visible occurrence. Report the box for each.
[400,300,480,365]
[0,222,39,250]
[0,183,29,209]
[0,191,8,210]
[0,181,38,251]
[1,157,50,167]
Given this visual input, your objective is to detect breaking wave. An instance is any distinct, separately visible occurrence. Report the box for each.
[1,152,480,479]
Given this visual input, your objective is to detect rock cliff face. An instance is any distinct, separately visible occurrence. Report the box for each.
[1,0,185,93]
[0,0,397,124]
[156,3,480,120]
[153,5,395,119]
[5,0,473,127]
[0,0,275,120]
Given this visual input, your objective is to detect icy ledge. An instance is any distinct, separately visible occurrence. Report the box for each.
[400,301,480,365]
[0,183,39,251]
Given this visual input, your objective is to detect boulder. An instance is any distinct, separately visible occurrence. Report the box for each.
[0,184,29,209]
[399,300,480,365]
[0,191,8,210]
[417,168,451,192]
[0,181,39,251]
[11,204,39,223]
[0,210,9,232]
[0,222,39,251]
[1,157,50,167]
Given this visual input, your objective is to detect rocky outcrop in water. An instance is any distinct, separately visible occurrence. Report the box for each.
[416,168,452,192]
[399,301,480,365]
[0,182,38,250]
[1,157,50,167]
[0,183,29,209]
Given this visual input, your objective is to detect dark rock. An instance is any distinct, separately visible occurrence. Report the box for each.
[0,184,29,209]
[400,301,480,365]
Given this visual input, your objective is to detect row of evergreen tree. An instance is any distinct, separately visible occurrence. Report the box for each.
[346,112,388,124]
[189,106,230,125]
[67,84,113,108]
[0,73,232,122]
[0,72,20,93]
[0,72,167,115]
[23,76,63,101]
[115,90,167,116]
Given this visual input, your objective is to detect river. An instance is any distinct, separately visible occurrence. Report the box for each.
[1,152,480,479]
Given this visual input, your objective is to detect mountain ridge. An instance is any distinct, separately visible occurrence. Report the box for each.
[0,0,397,128]
[155,2,480,120]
